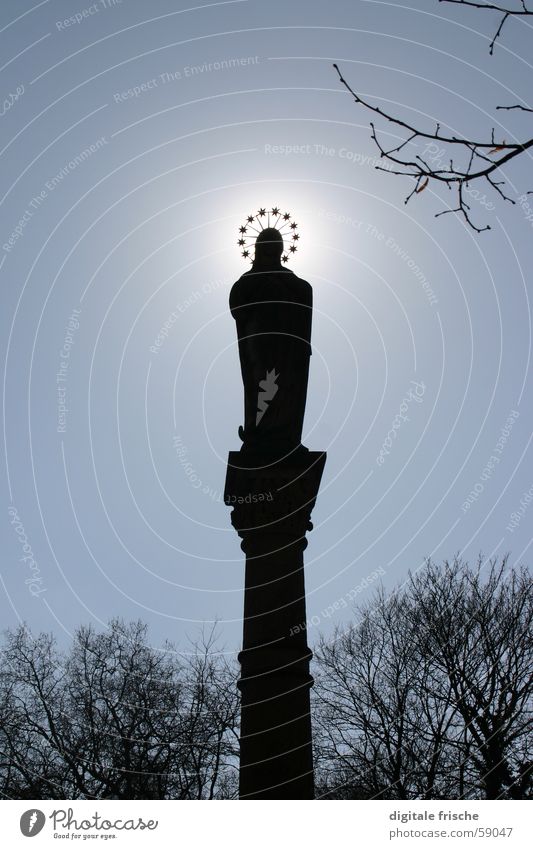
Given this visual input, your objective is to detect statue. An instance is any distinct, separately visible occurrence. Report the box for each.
[230,216,312,461]
[225,208,326,798]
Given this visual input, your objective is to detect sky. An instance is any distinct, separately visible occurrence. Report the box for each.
[1,0,532,656]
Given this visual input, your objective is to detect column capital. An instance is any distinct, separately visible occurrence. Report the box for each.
[224,450,326,542]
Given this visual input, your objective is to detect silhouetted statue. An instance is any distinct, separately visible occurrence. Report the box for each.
[230,228,312,460]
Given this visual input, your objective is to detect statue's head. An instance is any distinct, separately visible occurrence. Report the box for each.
[253,228,283,270]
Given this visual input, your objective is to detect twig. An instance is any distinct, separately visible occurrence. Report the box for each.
[439,0,532,53]
[333,63,533,230]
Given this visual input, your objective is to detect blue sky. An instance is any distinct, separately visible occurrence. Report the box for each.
[2,0,532,654]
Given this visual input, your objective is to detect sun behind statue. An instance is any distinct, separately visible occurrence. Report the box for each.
[237,207,300,264]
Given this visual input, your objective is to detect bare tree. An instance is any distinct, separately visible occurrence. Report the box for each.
[3,560,530,801]
[313,557,532,799]
[313,588,461,799]
[333,2,533,231]
[0,620,239,800]
[411,558,533,799]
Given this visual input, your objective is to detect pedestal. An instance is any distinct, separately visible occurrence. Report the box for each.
[224,450,326,799]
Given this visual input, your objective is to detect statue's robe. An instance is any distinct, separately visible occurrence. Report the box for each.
[230,266,312,457]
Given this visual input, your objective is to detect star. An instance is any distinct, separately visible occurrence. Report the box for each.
[271,207,280,215]
[247,215,255,223]
[289,245,297,253]
[239,226,247,233]
[258,208,267,216]
[282,254,289,263]
[242,249,250,258]
[283,213,291,221]
[290,222,298,230]
[292,233,300,240]
[238,239,245,246]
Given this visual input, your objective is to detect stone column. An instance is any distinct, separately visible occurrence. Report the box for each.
[225,450,326,799]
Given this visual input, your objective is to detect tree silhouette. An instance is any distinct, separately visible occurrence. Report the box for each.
[1,559,530,800]
[313,558,532,799]
[0,620,239,799]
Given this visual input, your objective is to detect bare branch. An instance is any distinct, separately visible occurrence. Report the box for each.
[439,0,533,53]
[333,63,533,231]
[497,104,533,113]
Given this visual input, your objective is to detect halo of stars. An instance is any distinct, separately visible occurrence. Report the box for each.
[237,207,300,263]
